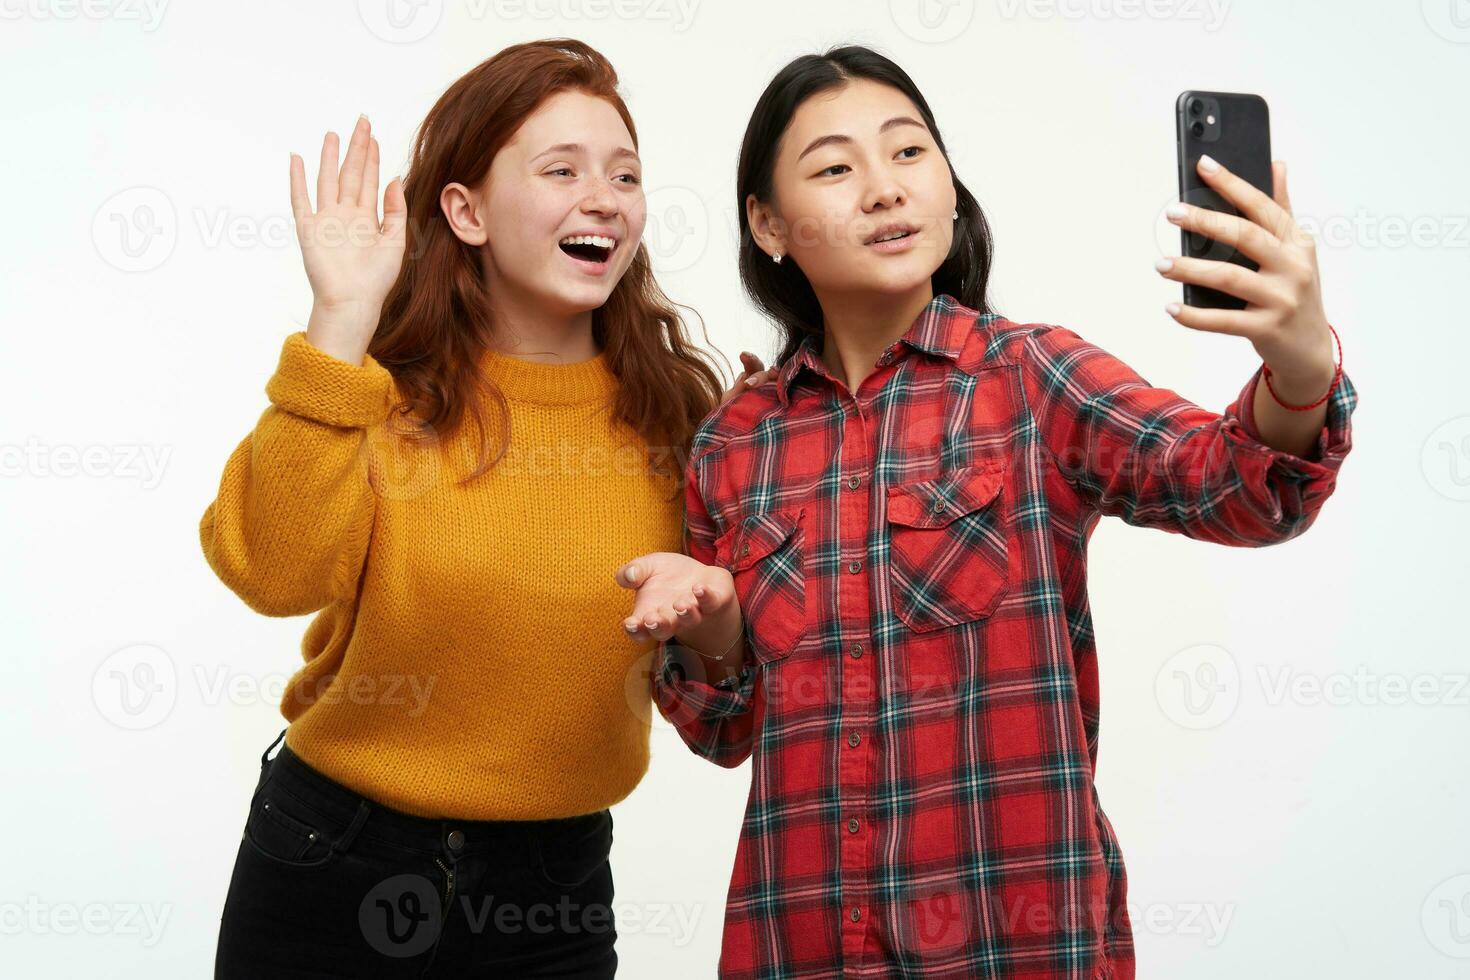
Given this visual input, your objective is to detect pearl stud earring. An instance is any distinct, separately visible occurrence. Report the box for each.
[772,251,783,264]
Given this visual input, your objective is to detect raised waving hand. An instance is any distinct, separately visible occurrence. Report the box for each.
[288,114,407,365]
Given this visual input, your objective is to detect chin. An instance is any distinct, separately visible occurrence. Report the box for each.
[857,264,939,296]
[541,279,617,316]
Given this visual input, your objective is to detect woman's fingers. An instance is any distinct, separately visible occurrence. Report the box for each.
[317,131,339,214]
[361,136,380,214]
[338,115,371,206]
[624,591,706,640]
[717,352,776,403]
[747,367,778,387]
[288,152,310,224]
[614,559,649,589]
[672,591,704,626]
[1167,200,1280,266]
[382,176,407,240]
[638,604,682,641]
[1156,254,1281,309]
[1161,158,1317,327]
[1196,154,1291,241]
[1271,160,1292,216]
[1164,301,1265,339]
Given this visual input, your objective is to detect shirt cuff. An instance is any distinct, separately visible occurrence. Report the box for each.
[265,331,395,428]
[1223,362,1356,484]
[654,636,757,721]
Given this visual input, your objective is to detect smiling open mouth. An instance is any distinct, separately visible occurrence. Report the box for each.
[559,234,617,263]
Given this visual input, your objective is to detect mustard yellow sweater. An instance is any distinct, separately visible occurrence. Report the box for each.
[200,331,682,819]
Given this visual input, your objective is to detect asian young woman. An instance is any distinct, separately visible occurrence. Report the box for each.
[618,45,1354,979]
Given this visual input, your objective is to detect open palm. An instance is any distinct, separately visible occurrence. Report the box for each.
[288,115,407,325]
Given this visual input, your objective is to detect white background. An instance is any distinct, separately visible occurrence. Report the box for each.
[3,0,1467,976]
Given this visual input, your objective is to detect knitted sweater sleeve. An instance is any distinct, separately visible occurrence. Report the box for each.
[199,331,394,616]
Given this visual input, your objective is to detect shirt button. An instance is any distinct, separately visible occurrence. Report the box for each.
[847,474,861,490]
[850,907,862,922]
[446,829,464,852]
[741,542,750,556]
[848,643,863,659]
[847,559,862,574]
[932,498,946,513]
[847,817,860,834]
[847,730,861,748]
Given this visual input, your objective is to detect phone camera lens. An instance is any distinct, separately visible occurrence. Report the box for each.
[1190,120,1205,137]
[1188,99,1204,116]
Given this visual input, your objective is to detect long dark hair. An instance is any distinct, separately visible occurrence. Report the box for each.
[736,45,998,364]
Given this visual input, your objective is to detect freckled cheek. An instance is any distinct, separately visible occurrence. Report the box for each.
[621,200,647,260]
[486,186,565,259]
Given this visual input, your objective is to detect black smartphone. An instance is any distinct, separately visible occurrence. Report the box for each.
[1174,90,1272,310]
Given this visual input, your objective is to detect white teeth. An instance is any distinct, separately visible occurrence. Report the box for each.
[871,229,911,244]
[559,234,617,249]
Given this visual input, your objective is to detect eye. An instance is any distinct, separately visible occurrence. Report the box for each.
[547,167,575,177]
[816,163,850,177]
[897,146,924,160]
[615,173,642,185]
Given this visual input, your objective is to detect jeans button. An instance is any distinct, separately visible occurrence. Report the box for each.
[446,829,464,852]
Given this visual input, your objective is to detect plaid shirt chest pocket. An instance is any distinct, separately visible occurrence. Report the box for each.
[885,461,1010,632]
[714,507,807,663]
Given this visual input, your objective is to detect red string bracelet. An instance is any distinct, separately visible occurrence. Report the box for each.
[1262,324,1342,411]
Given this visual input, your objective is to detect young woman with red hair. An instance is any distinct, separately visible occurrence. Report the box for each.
[202,38,770,977]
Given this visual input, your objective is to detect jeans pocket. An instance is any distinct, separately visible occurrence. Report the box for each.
[535,810,613,889]
[242,779,343,870]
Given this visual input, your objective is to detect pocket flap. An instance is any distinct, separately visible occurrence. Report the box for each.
[716,508,804,572]
[887,462,1003,528]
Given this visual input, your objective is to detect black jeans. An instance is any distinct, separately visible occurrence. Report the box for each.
[215,729,618,978]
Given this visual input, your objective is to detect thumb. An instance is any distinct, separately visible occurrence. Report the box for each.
[381,176,407,240]
[615,557,652,589]
[1271,160,1292,215]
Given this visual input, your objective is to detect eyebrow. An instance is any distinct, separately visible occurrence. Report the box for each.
[531,143,640,164]
[795,115,928,162]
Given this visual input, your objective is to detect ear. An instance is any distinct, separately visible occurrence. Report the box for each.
[440,181,488,247]
[746,193,787,259]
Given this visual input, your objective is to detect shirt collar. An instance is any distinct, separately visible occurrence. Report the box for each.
[775,293,979,406]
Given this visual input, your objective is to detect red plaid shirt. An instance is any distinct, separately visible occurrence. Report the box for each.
[653,294,1355,979]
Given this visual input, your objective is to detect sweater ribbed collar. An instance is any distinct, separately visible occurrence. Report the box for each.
[476,345,619,406]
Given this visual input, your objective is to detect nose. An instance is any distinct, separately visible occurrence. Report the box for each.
[580,178,618,218]
[863,171,905,212]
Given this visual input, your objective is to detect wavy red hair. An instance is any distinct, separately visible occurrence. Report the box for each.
[369,38,724,493]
